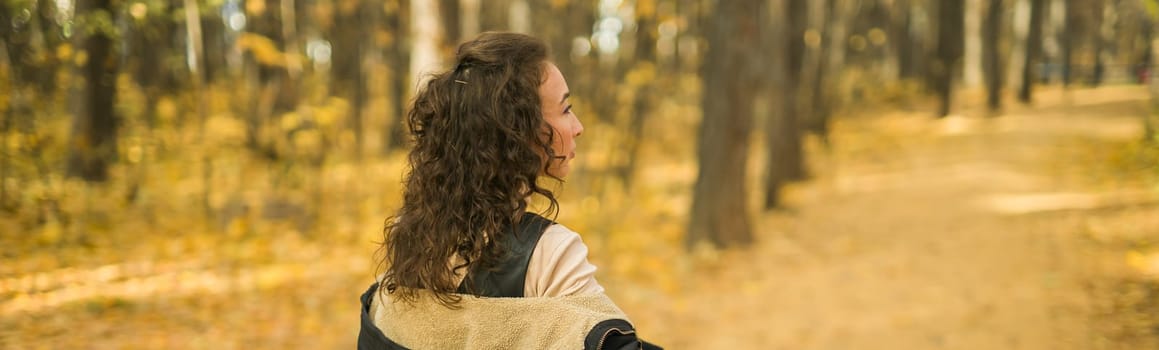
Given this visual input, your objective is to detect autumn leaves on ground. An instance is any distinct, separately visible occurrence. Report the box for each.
[3,86,1159,349]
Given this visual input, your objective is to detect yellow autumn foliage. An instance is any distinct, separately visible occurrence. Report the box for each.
[1126,250,1159,278]
[237,33,289,68]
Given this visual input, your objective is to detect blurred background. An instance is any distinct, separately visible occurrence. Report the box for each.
[2,0,1159,348]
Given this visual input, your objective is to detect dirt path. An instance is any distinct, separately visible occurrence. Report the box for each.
[644,86,1154,349]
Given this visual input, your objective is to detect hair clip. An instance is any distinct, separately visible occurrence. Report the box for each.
[454,80,468,85]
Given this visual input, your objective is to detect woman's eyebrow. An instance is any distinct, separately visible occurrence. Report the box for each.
[560,92,570,105]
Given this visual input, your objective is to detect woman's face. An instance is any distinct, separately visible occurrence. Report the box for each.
[538,62,583,178]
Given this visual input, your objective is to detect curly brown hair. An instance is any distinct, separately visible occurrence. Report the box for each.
[378,32,562,307]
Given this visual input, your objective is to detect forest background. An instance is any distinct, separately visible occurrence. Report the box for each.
[2,0,1159,348]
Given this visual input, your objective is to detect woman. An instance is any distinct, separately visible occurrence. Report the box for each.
[358,32,660,350]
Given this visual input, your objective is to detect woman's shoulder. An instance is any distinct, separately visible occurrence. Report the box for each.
[536,223,588,264]
[540,222,580,243]
[526,222,605,297]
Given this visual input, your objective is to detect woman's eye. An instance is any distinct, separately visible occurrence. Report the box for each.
[564,105,572,115]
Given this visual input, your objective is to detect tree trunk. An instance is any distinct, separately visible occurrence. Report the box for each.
[385,1,412,152]
[329,1,362,94]
[983,0,1004,112]
[200,13,226,83]
[935,0,965,118]
[895,0,918,79]
[566,2,595,91]
[242,0,297,159]
[763,0,808,210]
[353,1,373,157]
[0,43,12,210]
[184,0,214,218]
[786,0,807,182]
[1061,0,1075,87]
[1,0,61,96]
[440,0,461,47]
[799,0,826,137]
[1088,0,1108,86]
[808,0,849,147]
[184,0,208,137]
[1042,0,1061,83]
[534,0,585,80]
[762,0,788,209]
[0,3,33,89]
[67,0,119,182]
[1019,0,1046,103]
[675,0,702,74]
[460,0,481,39]
[964,0,984,89]
[280,0,302,106]
[620,0,658,189]
[687,0,761,250]
[826,0,849,84]
[129,0,177,127]
[244,1,272,156]
[590,16,626,127]
[1007,0,1028,89]
[508,0,530,33]
[968,0,987,90]
[409,0,443,90]
[32,0,61,95]
[479,0,509,31]
[330,0,366,157]
[1147,35,1159,143]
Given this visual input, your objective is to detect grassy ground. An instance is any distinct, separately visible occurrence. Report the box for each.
[2,85,1157,349]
